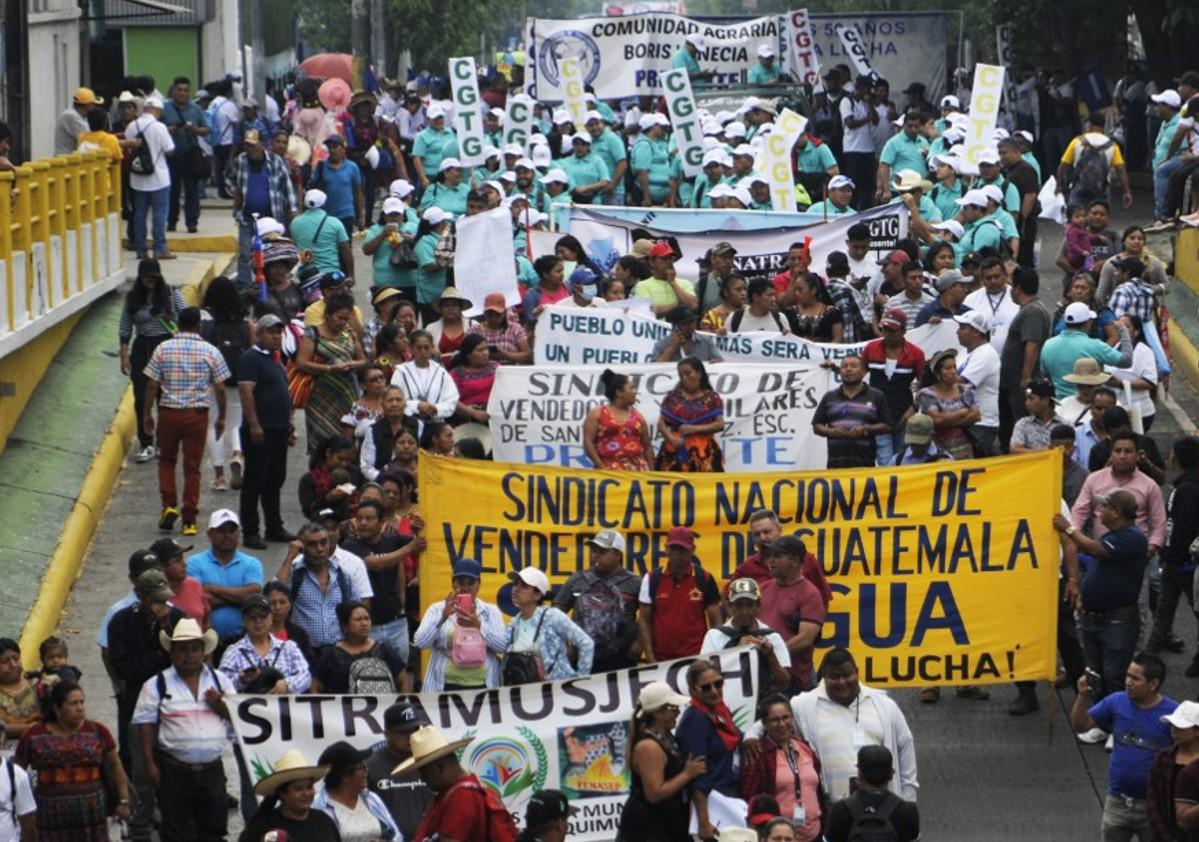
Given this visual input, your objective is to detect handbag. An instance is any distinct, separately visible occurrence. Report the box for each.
[389,236,418,269]
[192,146,212,180]
[287,328,323,409]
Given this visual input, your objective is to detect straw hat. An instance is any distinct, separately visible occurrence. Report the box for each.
[436,287,473,308]
[158,617,218,656]
[1062,357,1110,386]
[252,750,331,796]
[286,134,312,166]
[391,725,474,775]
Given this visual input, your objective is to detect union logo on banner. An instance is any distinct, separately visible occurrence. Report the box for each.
[538,31,603,88]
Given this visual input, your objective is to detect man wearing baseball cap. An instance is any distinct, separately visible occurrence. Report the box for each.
[291,186,352,275]
[554,529,643,672]
[125,92,177,260]
[1040,300,1132,398]
[759,536,826,689]
[701,577,791,696]
[954,309,1001,455]
[185,509,265,643]
[517,789,577,842]
[806,174,855,217]
[56,87,104,154]
[635,242,699,315]
[748,43,782,85]
[411,103,459,188]
[913,269,970,327]
[672,31,713,82]
[366,701,434,839]
[638,527,721,661]
[893,412,949,465]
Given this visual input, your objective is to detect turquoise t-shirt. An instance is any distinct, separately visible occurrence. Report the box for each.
[671,47,701,77]
[690,175,723,208]
[589,129,628,197]
[796,141,837,174]
[1041,330,1128,397]
[631,137,673,203]
[365,224,415,288]
[560,152,610,203]
[748,63,780,85]
[594,101,618,123]
[418,181,472,217]
[805,199,853,216]
[413,127,458,175]
[1153,114,1181,169]
[985,208,1019,239]
[957,217,1003,258]
[671,156,693,207]
[980,176,1020,214]
[929,179,964,221]
[289,209,348,274]
[413,231,447,305]
[889,193,943,222]
[880,132,931,177]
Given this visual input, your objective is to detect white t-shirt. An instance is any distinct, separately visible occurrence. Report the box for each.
[963,286,1020,353]
[957,342,1001,428]
[1108,342,1158,421]
[0,759,35,842]
[730,309,786,334]
[1177,117,1199,155]
[700,625,792,668]
[549,296,609,309]
[125,114,175,192]
[839,96,875,154]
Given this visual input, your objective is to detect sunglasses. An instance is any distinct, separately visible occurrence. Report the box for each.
[697,679,724,692]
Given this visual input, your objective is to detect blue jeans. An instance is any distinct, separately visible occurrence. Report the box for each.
[1154,156,1185,220]
[373,616,410,666]
[132,186,169,257]
[1079,604,1140,700]
[875,427,904,467]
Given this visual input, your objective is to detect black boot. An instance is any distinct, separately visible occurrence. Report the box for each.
[1008,689,1039,716]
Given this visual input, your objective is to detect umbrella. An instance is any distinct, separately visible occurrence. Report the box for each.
[300,53,353,83]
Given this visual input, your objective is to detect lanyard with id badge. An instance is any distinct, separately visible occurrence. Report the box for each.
[783,744,807,826]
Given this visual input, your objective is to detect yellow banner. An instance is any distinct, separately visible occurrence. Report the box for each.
[418,452,1062,687]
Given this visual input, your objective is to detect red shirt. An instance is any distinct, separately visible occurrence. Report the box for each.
[759,577,827,688]
[649,564,720,660]
[170,576,211,629]
[412,774,492,842]
[726,553,832,606]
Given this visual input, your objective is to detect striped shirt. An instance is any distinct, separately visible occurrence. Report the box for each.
[287,558,368,648]
[118,288,187,342]
[143,333,232,409]
[217,634,312,693]
[413,598,507,691]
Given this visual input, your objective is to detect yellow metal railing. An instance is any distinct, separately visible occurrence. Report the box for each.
[0,151,121,333]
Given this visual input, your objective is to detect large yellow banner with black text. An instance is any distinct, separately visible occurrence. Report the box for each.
[419,452,1062,687]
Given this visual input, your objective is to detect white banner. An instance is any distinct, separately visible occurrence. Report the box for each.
[995,26,1020,112]
[804,13,947,103]
[835,23,875,77]
[963,63,1005,176]
[764,108,808,212]
[560,57,588,126]
[663,68,703,178]
[230,649,758,841]
[489,362,831,470]
[533,306,960,368]
[547,205,908,286]
[528,14,785,100]
[504,93,536,152]
[454,207,518,315]
[785,8,821,88]
[448,56,485,167]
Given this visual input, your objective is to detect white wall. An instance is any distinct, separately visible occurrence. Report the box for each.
[201,0,241,85]
[26,3,82,159]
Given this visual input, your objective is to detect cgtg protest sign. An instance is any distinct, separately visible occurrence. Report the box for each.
[419,452,1062,687]
[764,108,808,212]
[488,362,831,471]
[560,57,587,126]
[962,63,1006,176]
[835,23,874,77]
[662,68,703,178]
[448,56,485,167]
[504,93,536,152]
[229,648,759,841]
[785,8,821,87]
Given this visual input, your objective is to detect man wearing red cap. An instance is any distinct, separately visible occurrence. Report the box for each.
[860,310,925,466]
[637,527,721,661]
[633,242,698,316]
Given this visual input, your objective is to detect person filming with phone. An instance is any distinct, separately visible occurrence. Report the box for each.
[413,559,506,691]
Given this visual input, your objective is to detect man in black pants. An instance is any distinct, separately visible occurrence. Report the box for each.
[237,314,294,550]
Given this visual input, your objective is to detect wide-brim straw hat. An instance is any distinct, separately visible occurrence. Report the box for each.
[253,750,331,796]
[158,617,218,656]
[391,725,474,775]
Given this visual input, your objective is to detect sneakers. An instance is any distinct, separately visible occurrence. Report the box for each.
[955,685,990,701]
[1145,219,1176,233]
[919,687,940,704]
[1077,727,1108,744]
[134,445,156,463]
[181,522,198,537]
[158,507,179,532]
[229,457,243,490]
[210,475,229,492]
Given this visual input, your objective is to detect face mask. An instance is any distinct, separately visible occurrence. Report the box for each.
[577,285,597,300]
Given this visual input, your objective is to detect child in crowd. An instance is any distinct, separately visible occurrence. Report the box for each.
[29,636,82,714]
[1063,205,1094,272]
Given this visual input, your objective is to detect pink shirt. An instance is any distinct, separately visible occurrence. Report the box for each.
[772,739,822,841]
[759,577,826,688]
[1071,467,1167,547]
[170,576,211,628]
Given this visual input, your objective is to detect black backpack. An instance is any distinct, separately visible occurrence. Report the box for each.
[502,608,549,686]
[718,624,791,700]
[572,571,637,671]
[202,318,251,386]
[130,121,156,176]
[1073,137,1114,198]
[845,791,901,842]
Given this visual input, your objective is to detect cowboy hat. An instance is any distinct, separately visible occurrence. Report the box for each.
[391,725,474,775]
[891,169,933,193]
[436,287,473,309]
[159,617,218,655]
[252,750,331,796]
[286,134,312,166]
[452,421,492,456]
[1062,357,1110,385]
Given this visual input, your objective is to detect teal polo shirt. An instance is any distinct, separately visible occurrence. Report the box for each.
[929,179,964,221]
[1041,329,1128,397]
[796,141,837,174]
[889,193,943,222]
[1153,114,1181,169]
[880,132,931,176]
[671,47,701,77]
[560,151,610,203]
[748,63,780,85]
[412,127,458,174]
[290,209,348,274]
[418,180,471,217]
[589,129,627,197]
[805,199,853,216]
[956,216,1003,260]
[631,137,673,202]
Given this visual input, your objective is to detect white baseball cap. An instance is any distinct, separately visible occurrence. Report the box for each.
[480,179,505,195]
[144,95,164,110]
[953,310,992,334]
[708,183,734,199]
[500,171,517,183]
[426,103,446,120]
[509,566,550,594]
[828,174,855,190]
[584,109,605,125]
[929,219,965,239]
[724,121,747,139]
[976,147,1001,166]
[732,143,754,158]
[502,142,523,157]
[980,184,1005,205]
[637,681,690,713]
[730,186,753,206]
[1151,90,1181,109]
[438,157,462,173]
[954,189,989,208]
[381,197,405,215]
[208,509,240,530]
[1163,700,1199,729]
[489,107,505,121]
[552,108,571,125]
[531,145,552,167]
[304,189,327,209]
[540,168,569,185]
[940,94,960,109]
[1064,301,1098,324]
[1015,129,1035,144]
[389,179,415,199]
[702,149,726,167]
[589,529,626,552]
[256,217,285,238]
[756,44,775,59]
[514,156,536,170]
[482,145,500,161]
[685,32,706,49]
[421,207,451,225]
[570,132,592,146]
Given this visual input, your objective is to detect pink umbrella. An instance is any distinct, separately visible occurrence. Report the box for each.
[299,53,353,83]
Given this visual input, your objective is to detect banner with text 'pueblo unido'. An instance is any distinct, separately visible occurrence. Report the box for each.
[419,451,1061,687]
